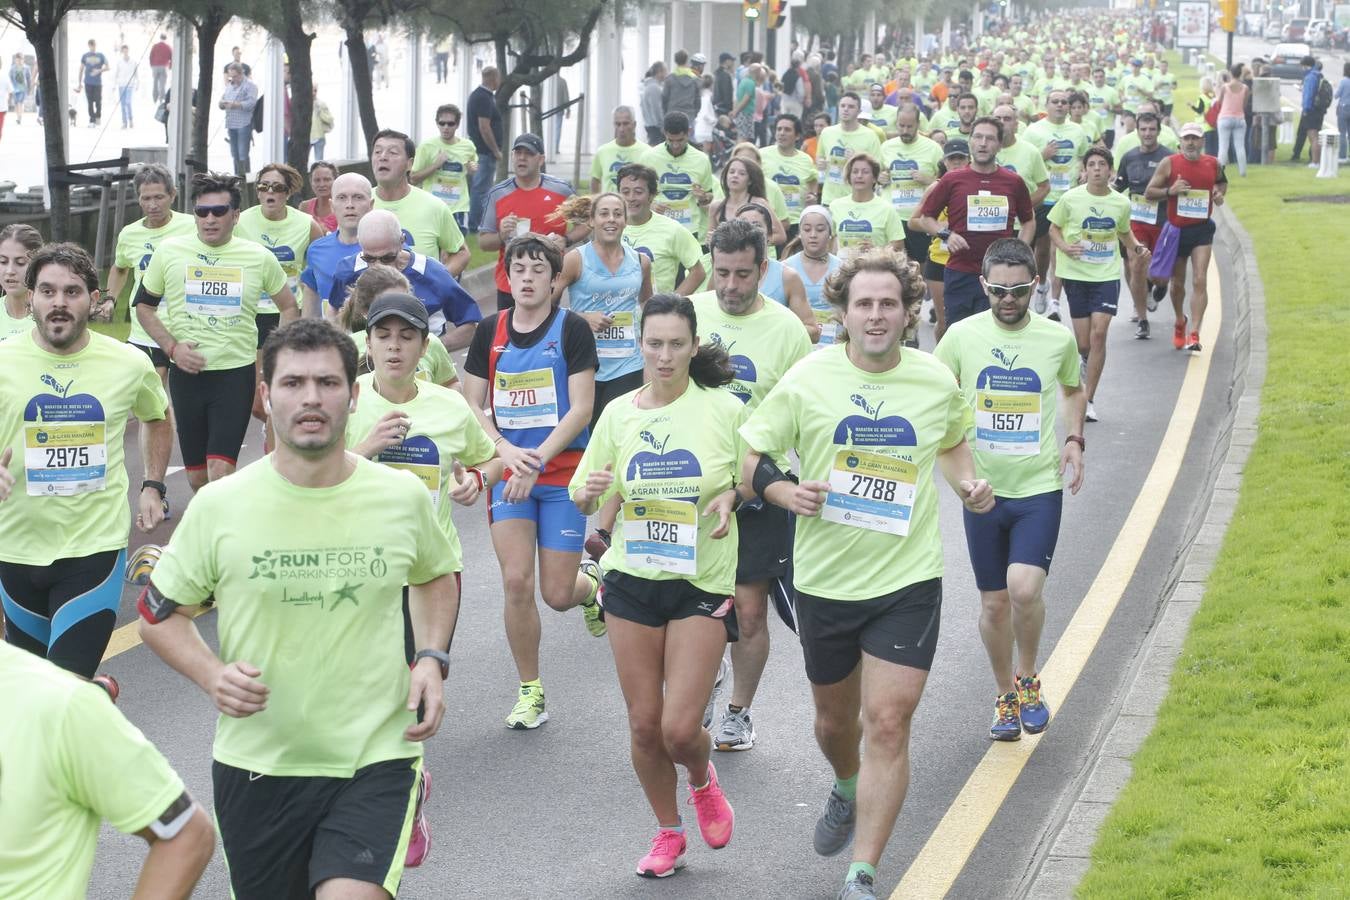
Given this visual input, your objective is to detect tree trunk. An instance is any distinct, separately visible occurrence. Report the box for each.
[32,24,70,239]
[494,34,511,180]
[344,23,379,150]
[191,14,228,174]
[281,13,315,174]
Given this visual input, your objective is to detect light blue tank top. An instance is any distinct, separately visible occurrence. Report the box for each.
[568,242,644,382]
[784,252,843,346]
[760,258,786,305]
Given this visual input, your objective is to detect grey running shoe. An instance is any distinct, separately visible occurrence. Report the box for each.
[1135,319,1150,340]
[1033,285,1048,314]
[713,706,756,751]
[837,872,877,900]
[702,655,728,729]
[1046,298,1061,321]
[813,789,857,856]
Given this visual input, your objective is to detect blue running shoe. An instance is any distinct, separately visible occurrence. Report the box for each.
[1018,674,1051,734]
[990,691,1021,741]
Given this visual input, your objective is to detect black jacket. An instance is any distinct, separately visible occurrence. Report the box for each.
[714,68,734,115]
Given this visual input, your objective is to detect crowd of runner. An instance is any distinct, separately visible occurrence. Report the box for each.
[0,7,1233,900]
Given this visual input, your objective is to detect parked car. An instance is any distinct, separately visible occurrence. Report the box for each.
[1269,43,1313,80]
[1264,21,1284,40]
[1282,17,1309,41]
[1307,20,1333,46]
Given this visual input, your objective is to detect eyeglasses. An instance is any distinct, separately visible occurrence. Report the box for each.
[437,119,459,128]
[361,251,401,265]
[194,204,232,219]
[984,281,1037,300]
[256,182,289,193]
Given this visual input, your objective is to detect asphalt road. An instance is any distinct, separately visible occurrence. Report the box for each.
[83,253,1238,899]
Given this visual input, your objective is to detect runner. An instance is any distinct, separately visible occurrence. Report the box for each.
[590,105,647,194]
[918,140,973,342]
[691,218,813,751]
[707,156,787,246]
[934,237,1086,740]
[139,317,461,899]
[0,223,43,340]
[878,104,943,270]
[135,172,297,491]
[618,163,706,295]
[1113,111,1171,339]
[0,643,215,899]
[829,153,905,259]
[863,82,898,137]
[1048,146,1149,422]
[460,236,606,730]
[1111,100,1180,159]
[992,103,1051,212]
[299,172,374,317]
[726,203,818,338]
[410,103,478,227]
[643,112,717,242]
[1144,122,1227,353]
[299,161,339,233]
[0,243,170,690]
[370,128,471,276]
[910,118,1035,329]
[760,113,821,239]
[783,205,844,346]
[816,92,882,204]
[1023,89,1091,321]
[337,266,460,388]
[738,248,992,900]
[569,292,742,878]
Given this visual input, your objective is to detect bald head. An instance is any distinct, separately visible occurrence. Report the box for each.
[331,173,373,234]
[357,209,405,257]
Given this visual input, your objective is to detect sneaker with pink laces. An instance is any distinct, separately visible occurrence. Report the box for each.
[636,828,686,878]
[405,766,432,867]
[687,762,735,849]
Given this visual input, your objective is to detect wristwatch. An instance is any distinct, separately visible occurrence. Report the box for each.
[413,648,450,679]
[1065,434,1086,452]
[937,228,952,240]
[142,479,167,499]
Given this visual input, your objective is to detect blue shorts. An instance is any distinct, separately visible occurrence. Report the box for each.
[1064,279,1120,319]
[488,481,586,553]
[961,492,1063,591]
[943,269,991,325]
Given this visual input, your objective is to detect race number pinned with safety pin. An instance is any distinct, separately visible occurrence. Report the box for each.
[184,265,243,318]
[821,449,916,536]
[493,368,559,429]
[622,498,698,574]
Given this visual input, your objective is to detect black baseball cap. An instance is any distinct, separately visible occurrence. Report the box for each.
[512,133,545,154]
[943,139,970,158]
[719,52,735,63]
[367,292,429,333]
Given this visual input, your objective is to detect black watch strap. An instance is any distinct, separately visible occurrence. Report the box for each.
[142,480,167,499]
[413,648,450,679]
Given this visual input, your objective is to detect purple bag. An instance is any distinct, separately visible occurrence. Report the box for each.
[1148,221,1180,280]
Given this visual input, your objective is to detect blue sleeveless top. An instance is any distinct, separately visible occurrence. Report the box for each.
[784,252,843,346]
[488,307,588,456]
[568,243,644,382]
[759,257,786,305]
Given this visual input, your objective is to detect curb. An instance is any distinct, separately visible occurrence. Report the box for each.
[460,263,499,315]
[1020,205,1268,898]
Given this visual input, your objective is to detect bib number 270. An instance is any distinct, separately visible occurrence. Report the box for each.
[508,389,538,407]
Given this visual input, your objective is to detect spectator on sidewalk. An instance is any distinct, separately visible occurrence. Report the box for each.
[714,52,736,116]
[114,44,138,129]
[219,63,259,176]
[641,62,667,144]
[1290,56,1324,164]
[75,39,108,126]
[663,50,702,122]
[467,66,505,232]
[8,54,31,126]
[310,86,334,161]
[149,33,171,103]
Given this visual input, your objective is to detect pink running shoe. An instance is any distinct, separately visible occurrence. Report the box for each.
[405,766,432,867]
[636,828,687,878]
[687,762,735,849]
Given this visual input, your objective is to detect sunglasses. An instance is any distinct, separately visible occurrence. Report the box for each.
[984,281,1037,300]
[256,182,289,193]
[437,119,459,127]
[194,204,232,219]
[361,251,401,265]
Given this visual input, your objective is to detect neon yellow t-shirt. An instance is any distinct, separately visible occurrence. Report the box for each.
[1118,74,1154,112]
[1087,84,1118,121]
[739,344,971,600]
[760,145,820,223]
[879,135,944,220]
[235,205,315,313]
[622,212,704,294]
[997,139,1052,195]
[0,332,168,565]
[1047,184,1133,282]
[0,300,30,341]
[114,211,197,347]
[1112,125,1180,159]
[413,136,477,214]
[1022,119,1090,204]
[374,185,467,260]
[0,644,186,900]
[863,102,898,133]
[346,374,495,568]
[972,84,1000,116]
[149,456,458,777]
[350,329,458,385]
[569,381,746,595]
[934,310,1080,497]
[817,125,883,204]
[590,139,649,193]
[643,142,717,238]
[140,233,288,370]
[829,194,905,253]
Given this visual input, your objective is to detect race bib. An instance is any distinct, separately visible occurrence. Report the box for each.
[821,449,917,536]
[814,308,839,347]
[890,185,925,217]
[1129,193,1158,224]
[966,193,1009,232]
[827,146,848,185]
[376,436,441,508]
[662,196,693,227]
[1048,165,1073,195]
[975,390,1041,455]
[1080,226,1117,265]
[432,180,463,206]
[837,219,875,250]
[595,310,637,359]
[25,421,108,496]
[622,498,697,575]
[493,368,559,429]
[184,265,243,318]
[1176,189,1210,220]
[774,175,804,212]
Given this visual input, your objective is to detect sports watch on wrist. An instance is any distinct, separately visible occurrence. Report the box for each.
[413,648,450,679]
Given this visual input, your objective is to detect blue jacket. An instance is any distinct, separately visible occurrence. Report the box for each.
[1302,69,1320,113]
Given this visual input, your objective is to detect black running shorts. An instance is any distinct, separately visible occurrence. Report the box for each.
[794,578,943,684]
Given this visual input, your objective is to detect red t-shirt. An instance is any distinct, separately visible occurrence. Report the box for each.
[1165,153,1224,227]
[918,165,1034,274]
[149,42,173,68]
[482,174,576,292]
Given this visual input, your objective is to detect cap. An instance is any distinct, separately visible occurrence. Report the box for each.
[690,52,707,67]
[1178,122,1205,138]
[943,138,971,158]
[719,52,735,63]
[367,292,429,333]
[512,133,545,154]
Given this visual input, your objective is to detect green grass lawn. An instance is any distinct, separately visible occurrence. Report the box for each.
[1077,132,1350,900]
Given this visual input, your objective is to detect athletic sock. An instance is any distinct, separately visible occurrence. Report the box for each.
[521,678,542,691]
[658,820,684,834]
[728,703,744,714]
[834,773,859,802]
[846,862,876,883]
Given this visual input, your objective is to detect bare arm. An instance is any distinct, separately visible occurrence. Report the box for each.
[1017,216,1036,245]
[935,438,994,512]
[638,255,653,303]
[131,805,215,900]
[551,249,582,304]
[138,604,270,718]
[107,265,133,305]
[1030,179,1050,207]
[442,244,471,278]
[782,267,821,342]
[410,151,447,185]
[402,572,459,742]
[301,283,323,319]
[1143,157,1173,202]
[273,285,299,324]
[439,322,475,352]
[674,261,706,295]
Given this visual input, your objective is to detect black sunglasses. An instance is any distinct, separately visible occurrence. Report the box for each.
[361,251,401,265]
[194,204,232,219]
[437,119,459,127]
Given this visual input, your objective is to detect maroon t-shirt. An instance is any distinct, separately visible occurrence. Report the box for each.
[918,166,1034,274]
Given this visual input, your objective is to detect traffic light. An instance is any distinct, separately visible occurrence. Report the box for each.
[1219,0,1238,33]
[743,0,761,21]
[767,0,787,29]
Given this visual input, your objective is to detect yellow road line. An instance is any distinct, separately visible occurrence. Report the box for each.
[892,258,1223,899]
